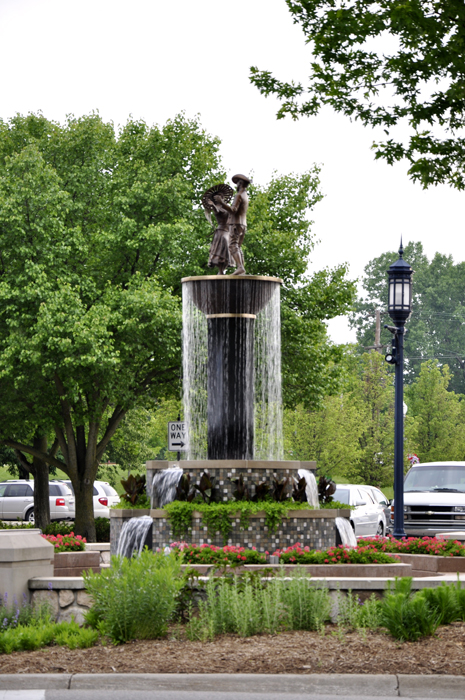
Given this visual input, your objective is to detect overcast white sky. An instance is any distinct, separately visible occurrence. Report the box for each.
[1,0,463,344]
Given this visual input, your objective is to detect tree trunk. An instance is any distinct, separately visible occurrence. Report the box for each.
[32,435,51,531]
[72,475,96,542]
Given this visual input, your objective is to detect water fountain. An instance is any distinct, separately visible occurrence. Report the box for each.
[112,176,351,555]
[116,515,153,558]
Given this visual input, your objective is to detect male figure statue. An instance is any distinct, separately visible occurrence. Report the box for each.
[223,174,251,275]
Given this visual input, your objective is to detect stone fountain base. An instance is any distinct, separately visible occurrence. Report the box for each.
[146,459,317,503]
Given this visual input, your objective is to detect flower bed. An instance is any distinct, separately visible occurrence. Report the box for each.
[169,542,268,566]
[41,533,86,552]
[358,535,465,557]
[273,543,398,565]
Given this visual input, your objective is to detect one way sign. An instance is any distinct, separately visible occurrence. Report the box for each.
[168,421,189,452]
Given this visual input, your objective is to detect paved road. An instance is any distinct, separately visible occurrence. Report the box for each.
[0,692,462,700]
[1,674,465,700]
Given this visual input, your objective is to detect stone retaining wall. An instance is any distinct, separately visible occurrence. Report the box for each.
[29,577,91,625]
[110,508,350,554]
[396,552,465,576]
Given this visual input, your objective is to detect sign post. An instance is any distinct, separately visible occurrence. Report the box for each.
[168,421,189,461]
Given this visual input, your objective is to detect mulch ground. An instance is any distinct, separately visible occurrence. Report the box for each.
[2,623,465,675]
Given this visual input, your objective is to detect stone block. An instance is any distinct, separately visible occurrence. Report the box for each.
[31,589,59,617]
[58,605,87,625]
[76,590,93,608]
[59,589,75,608]
[0,531,54,602]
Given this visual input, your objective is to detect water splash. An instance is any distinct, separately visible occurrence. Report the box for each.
[298,469,319,508]
[116,516,153,558]
[151,467,183,508]
[335,517,357,548]
[182,280,283,460]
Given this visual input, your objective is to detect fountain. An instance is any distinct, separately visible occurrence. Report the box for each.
[335,517,357,548]
[111,175,351,554]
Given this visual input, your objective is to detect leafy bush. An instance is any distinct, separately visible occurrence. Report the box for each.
[120,474,147,506]
[43,522,75,536]
[275,543,397,565]
[94,517,110,542]
[1,593,53,630]
[186,571,331,640]
[41,533,86,552]
[83,549,183,644]
[358,535,465,557]
[0,620,99,654]
[380,578,441,641]
[337,591,382,630]
[0,521,37,530]
[318,476,336,503]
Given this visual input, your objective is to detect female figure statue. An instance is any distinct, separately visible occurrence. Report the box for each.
[202,184,235,275]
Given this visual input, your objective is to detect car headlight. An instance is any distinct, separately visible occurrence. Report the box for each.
[453,506,465,512]
[403,506,410,512]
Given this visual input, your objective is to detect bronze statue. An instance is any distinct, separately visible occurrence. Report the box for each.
[222,174,251,276]
[202,184,235,275]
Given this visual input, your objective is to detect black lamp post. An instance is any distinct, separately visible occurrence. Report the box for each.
[385,241,413,540]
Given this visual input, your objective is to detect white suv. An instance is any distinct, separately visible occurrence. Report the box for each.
[0,480,74,522]
[62,481,120,519]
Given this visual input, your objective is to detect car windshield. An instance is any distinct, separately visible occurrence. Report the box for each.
[333,488,350,505]
[404,466,465,493]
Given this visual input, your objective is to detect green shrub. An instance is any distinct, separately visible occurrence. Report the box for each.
[337,591,382,630]
[83,549,183,644]
[94,517,110,542]
[418,584,460,626]
[186,570,331,639]
[380,578,441,641]
[43,522,75,536]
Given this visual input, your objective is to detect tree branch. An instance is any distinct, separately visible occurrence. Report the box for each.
[4,439,66,472]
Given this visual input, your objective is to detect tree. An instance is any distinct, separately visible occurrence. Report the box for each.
[350,241,465,392]
[406,361,465,462]
[250,0,465,189]
[0,113,355,539]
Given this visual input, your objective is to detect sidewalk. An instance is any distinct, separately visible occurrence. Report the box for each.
[1,673,465,697]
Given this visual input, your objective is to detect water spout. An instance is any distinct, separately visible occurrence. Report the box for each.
[116,515,153,558]
[335,517,357,548]
[152,467,183,508]
[298,469,319,508]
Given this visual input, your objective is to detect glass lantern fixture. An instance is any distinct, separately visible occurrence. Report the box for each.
[387,241,413,325]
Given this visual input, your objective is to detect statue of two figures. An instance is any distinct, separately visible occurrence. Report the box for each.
[202,174,251,276]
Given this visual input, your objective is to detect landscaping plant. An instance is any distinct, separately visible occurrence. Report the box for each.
[274,543,397,565]
[83,549,183,644]
[358,535,465,557]
[171,542,268,567]
[41,533,86,552]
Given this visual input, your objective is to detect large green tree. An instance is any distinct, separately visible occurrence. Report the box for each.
[406,361,465,462]
[250,0,465,188]
[351,241,465,392]
[0,113,355,539]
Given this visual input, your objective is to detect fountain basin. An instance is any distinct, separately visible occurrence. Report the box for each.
[181,275,282,316]
[110,507,351,555]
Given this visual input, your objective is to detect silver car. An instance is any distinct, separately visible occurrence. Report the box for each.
[62,480,120,519]
[333,483,388,537]
[0,480,74,522]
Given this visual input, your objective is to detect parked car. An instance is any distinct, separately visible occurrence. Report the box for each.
[61,480,120,519]
[362,485,391,535]
[0,480,74,522]
[333,483,387,537]
[392,461,465,537]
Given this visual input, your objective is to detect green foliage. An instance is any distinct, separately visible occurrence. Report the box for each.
[120,474,147,506]
[351,242,465,393]
[186,572,331,640]
[250,1,465,189]
[163,500,313,544]
[380,578,441,641]
[337,591,382,630]
[94,517,111,543]
[0,620,99,654]
[176,543,267,566]
[194,472,220,504]
[83,549,183,644]
[407,361,465,462]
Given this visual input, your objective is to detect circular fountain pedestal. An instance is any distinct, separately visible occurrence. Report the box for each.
[182,275,282,461]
